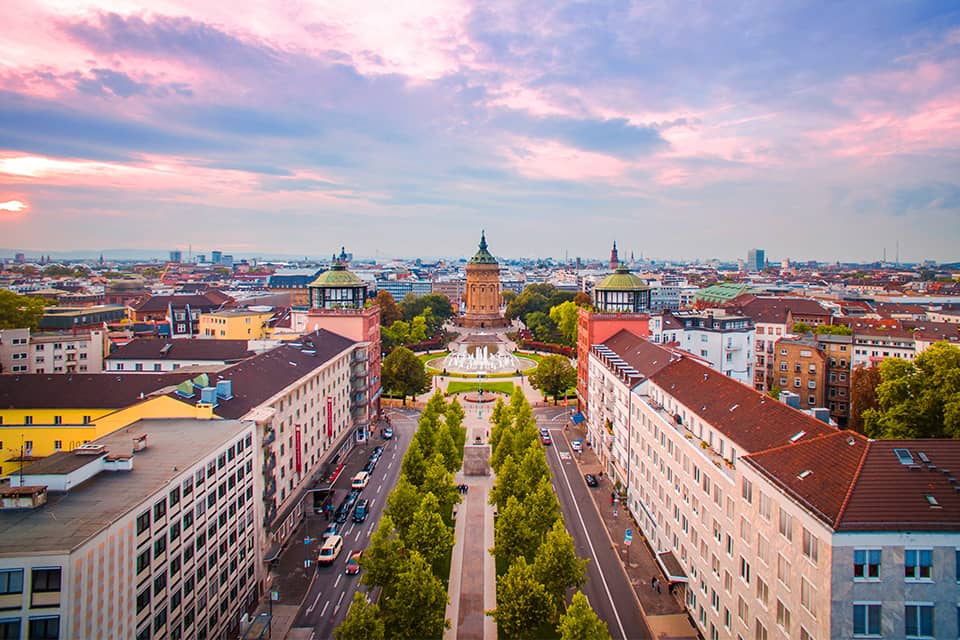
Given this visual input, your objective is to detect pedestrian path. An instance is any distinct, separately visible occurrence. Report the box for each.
[444,406,497,640]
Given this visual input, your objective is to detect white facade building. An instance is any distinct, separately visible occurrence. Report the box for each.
[650,311,754,385]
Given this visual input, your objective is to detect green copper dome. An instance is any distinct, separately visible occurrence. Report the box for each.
[309,262,364,287]
[595,264,648,291]
[469,231,499,265]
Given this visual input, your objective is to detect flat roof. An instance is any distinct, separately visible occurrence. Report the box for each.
[0,417,249,556]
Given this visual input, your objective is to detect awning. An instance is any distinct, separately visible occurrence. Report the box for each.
[264,542,282,563]
[656,551,688,583]
[571,412,585,425]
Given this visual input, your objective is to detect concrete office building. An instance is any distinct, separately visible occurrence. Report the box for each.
[0,418,259,640]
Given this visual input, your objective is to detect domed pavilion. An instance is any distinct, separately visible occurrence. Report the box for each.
[593,264,651,313]
[308,262,367,309]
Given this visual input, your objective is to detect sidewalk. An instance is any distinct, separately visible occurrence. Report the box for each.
[568,429,698,640]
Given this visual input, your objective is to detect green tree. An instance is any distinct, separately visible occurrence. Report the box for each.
[525,310,556,341]
[814,324,852,336]
[534,521,588,617]
[404,493,454,577]
[433,422,459,473]
[375,290,403,326]
[573,291,592,307]
[489,455,520,508]
[488,556,551,640]
[419,293,454,332]
[493,495,539,565]
[490,427,515,474]
[382,347,428,405]
[525,477,562,551]
[381,320,411,351]
[382,551,449,640]
[528,355,577,405]
[409,314,429,343]
[518,442,551,498]
[0,289,46,330]
[862,342,960,439]
[792,322,812,334]
[421,455,460,527]
[385,476,421,537]
[334,592,385,640]
[558,592,610,640]
[446,398,467,458]
[502,289,518,307]
[400,439,427,487]
[549,300,580,346]
[360,515,406,591]
[849,364,881,433]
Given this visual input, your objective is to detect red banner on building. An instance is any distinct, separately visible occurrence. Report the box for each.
[326,397,333,438]
[295,425,302,473]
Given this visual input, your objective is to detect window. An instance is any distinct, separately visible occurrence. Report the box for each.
[137,549,151,575]
[776,600,791,632]
[154,573,166,596]
[756,577,769,607]
[778,507,793,541]
[854,549,881,579]
[737,596,748,622]
[853,603,880,637]
[0,569,23,596]
[739,557,751,584]
[800,577,816,617]
[741,478,753,503]
[154,499,166,520]
[27,617,59,640]
[802,528,818,564]
[0,619,21,639]
[154,536,166,556]
[169,487,180,508]
[755,620,768,640]
[30,568,60,593]
[137,511,151,535]
[154,608,167,633]
[137,589,151,613]
[905,549,932,580]
[777,554,790,586]
[758,493,771,520]
[905,603,934,638]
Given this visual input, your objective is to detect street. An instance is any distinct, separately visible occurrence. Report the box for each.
[535,407,653,640]
[288,408,419,639]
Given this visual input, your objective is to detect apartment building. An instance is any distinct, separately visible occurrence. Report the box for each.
[852,329,916,368]
[0,417,260,640]
[0,328,106,375]
[130,292,232,339]
[586,331,960,640]
[106,338,254,373]
[198,310,273,340]
[575,307,649,418]
[650,310,755,385]
[817,334,853,427]
[772,335,826,410]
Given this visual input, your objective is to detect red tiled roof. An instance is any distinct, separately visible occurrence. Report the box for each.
[729,296,830,324]
[649,357,836,454]
[601,329,679,378]
[838,440,960,531]
[744,431,869,527]
[0,373,194,409]
[132,292,231,313]
[108,338,254,362]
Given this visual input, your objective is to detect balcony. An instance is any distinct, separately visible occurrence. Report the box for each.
[263,429,276,446]
[263,478,276,499]
[263,453,276,475]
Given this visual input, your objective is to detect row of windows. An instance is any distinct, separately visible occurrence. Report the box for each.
[0,416,91,427]
[853,602,940,638]
[0,568,60,597]
[852,548,953,581]
[0,616,59,640]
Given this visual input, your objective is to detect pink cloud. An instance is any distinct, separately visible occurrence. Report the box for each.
[501,139,629,181]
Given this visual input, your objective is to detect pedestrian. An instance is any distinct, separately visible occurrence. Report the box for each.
[610,492,615,505]
[656,580,661,593]
[650,576,656,590]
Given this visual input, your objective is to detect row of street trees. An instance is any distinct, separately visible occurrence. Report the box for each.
[335,393,466,640]
[486,389,609,639]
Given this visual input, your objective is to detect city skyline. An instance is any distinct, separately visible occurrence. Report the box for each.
[1,2,959,262]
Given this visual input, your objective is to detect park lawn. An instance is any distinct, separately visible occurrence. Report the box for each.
[446,381,516,396]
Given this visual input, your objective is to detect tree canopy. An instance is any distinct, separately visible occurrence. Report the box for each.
[488,556,551,640]
[381,551,450,640]
[862,342,960,439]
[375,290,403,326]
[334,593,385,640]
[382,347,429,404]
[528,355,577,404]
[506,284,575,325]
[849,364,881,433]
[558,592,610,640]
[549,300,580,346]
[0,289,46,330]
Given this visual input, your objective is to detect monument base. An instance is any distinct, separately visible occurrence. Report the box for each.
[462,444,492,476]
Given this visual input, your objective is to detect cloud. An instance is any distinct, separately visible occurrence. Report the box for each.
[0,200,26,212]
[73,68,193,99]
[893,182,960,216]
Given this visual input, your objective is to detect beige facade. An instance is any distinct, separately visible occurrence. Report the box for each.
[0,328,106,375]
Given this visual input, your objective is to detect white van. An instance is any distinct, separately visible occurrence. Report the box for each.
[351,471,369,490]
[317,535,343,566]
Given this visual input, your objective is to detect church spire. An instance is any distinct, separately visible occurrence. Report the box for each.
[479,230,488,251]
[609,241,619,271]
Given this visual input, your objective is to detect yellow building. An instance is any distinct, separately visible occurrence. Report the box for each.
[0,373,204,477]
[199,309,273,339]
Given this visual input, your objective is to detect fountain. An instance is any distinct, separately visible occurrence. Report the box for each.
[433,333,537,375]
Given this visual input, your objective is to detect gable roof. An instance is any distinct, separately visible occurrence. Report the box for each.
[601,329,679,379]
[132,292,231,313]
[649,357,836,454]
[730,295,830,324]
[107,338,254,362]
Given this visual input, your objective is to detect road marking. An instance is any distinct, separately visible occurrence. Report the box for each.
[306,588,324,615]
[550,445,629,640]
[320,600,330,617]
[334,574,341,588]
[387,461,393,470]
[334,591,345,613]
[376,484,382,494]
[366,523,374,537]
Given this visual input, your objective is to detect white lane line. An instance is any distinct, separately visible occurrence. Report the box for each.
[320,600,330,618]
[334,574,341,588]
[334,591,345,613]
[387,461,393,470]
[306,588,324,615]
[366,523,374,537]
[550,445,629,640]
[376,484,382,494]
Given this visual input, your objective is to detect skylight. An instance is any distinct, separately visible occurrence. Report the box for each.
[925,495,940,507]
[790,431,806,443]
[893,448,915,465]
[797,470,812,479]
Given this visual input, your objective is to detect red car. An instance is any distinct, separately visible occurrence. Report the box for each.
[345,550,362,575]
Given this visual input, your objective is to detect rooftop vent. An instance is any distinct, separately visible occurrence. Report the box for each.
[925,495,940,508]
[790,431,806,443]
[159,343,172,357]
[893,448,915,465]
[200,386,218,406]
[75,444,106,456]
[133,434,147,452]
[847,436,856,446]
[215,379,233,400]
[729,404,739,412]
[797,470,812,479]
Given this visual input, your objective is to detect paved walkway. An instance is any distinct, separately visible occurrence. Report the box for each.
[444,401,497,640]
[568,426,698,640]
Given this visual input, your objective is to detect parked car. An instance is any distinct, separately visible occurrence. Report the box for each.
[322,522,340,540]
[383,426,393,439]
[571,439,583,453]
[317,535,343,566]
[584,473,598,487]
[372,446,384,456]
[362,460,375,474]
[345,550,363,575]
[353,499,369,523]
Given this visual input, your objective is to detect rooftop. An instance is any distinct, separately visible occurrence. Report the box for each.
[468,231,498,265]
[0,372,194,410]
[107,338,254,362]
[595,264,649,291]
[308,263,364,287]
[0,417,250,555]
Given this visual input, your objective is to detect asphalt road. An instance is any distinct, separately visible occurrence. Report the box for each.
[291,408,419,639]
[536,407,652,640]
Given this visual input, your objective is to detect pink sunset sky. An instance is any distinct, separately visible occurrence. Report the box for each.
[1,0,958,261]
